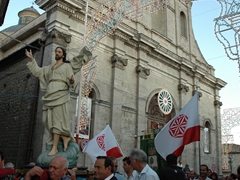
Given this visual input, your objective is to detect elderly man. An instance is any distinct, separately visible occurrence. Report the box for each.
[129,149,159,180]
[24,156,75,180]
[94,156,117,180]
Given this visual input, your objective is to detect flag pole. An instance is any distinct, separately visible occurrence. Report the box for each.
[75,0,89,166]
[196,88,201,174]
[198,141,201,174]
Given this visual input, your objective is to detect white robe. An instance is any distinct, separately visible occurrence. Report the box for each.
[27,47,92,145]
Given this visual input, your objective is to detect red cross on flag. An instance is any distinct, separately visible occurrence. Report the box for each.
[82,125,123,162]
[154,91,200,159]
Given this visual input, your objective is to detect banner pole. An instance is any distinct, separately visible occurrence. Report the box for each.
[76,0,89,167]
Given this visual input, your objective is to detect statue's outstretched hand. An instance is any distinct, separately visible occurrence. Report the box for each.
[68,75,74,84]
[25,49,34,62]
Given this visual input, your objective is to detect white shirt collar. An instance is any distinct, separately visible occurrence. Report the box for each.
[105,173,114,180]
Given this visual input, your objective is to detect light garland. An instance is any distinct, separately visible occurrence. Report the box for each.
[214,0,240,72]
[79,0,167,125]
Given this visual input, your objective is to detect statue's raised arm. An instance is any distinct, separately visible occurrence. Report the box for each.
[70,46,92,74]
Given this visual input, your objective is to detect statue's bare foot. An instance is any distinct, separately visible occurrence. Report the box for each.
[61,136,71,151]
[48,148,58,156]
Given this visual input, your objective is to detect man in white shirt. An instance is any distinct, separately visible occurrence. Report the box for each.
[200,164,212,180]
[177,160,183,170]
[122,157,138,180]
[129,149,159,180]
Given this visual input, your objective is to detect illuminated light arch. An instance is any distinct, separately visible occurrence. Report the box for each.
[79,0,168,123]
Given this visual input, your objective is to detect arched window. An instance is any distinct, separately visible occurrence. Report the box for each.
[204,121,211,153]
[147,93,175,133]
[180,11,187,38]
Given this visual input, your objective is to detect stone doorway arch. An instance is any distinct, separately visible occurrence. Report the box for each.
[146,88,177,133]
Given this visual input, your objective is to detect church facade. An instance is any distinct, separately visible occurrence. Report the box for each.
[0,0,226,174]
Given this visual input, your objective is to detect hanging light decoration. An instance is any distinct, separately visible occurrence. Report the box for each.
[214,0,240,72]
[79,0,168,125]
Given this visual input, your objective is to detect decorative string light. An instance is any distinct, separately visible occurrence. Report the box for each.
[79,0,168,124]
[214,0,240,72]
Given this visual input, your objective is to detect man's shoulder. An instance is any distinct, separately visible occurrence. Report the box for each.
[159,166,185,180]
[110,176,118,180]
[115,173,125,180]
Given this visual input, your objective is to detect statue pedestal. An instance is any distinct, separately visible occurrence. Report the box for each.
[37,140,79,168]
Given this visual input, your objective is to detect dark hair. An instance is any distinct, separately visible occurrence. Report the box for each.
[123,157,131,165]
[237,165,240,176]
[166,154,177,166]
[96,156,114,173]
[55,47,70,63]
[0,151,4,160]
[201,164,209,171]
[230,173,237,179]
[210,172,219,180]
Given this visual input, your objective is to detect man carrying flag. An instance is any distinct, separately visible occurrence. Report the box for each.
[154,91,200,159]
[82,125,123,162]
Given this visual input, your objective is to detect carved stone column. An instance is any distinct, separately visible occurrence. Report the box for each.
[110,54,128,129]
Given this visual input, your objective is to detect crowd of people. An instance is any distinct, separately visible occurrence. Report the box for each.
[1,149,240,180]
[176,159,240,180]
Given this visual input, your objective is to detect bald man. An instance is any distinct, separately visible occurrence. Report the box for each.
[24,156,76,180]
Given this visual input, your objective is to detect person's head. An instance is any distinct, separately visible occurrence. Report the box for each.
[5,162,14,169]
[200,164,209,178]
[237,165,240,176]
[94,156,114,180]
[185,164,189,168]
[129,148,147,172]
[189,171,195,179]
[210,172,219,180]
[178,159,182,164]
[54,47,70,63]
[109,156,118,173]
[166,154,177,166]
[0,151,5,168]
[48,156,68,180]
[208,169,212,177]
[227,173,237,180]
[122,157,133,174]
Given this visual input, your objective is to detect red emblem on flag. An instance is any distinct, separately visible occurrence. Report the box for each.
[169,114,188,138]
[96,134,106,151]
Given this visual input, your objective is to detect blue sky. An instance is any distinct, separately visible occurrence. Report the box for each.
[1,0,240,142]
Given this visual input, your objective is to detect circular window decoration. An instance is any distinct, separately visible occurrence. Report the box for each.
[157,89,173,115]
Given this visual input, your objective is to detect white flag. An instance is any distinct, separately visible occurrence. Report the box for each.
[82,125,123,162]
[154,91,200,159]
